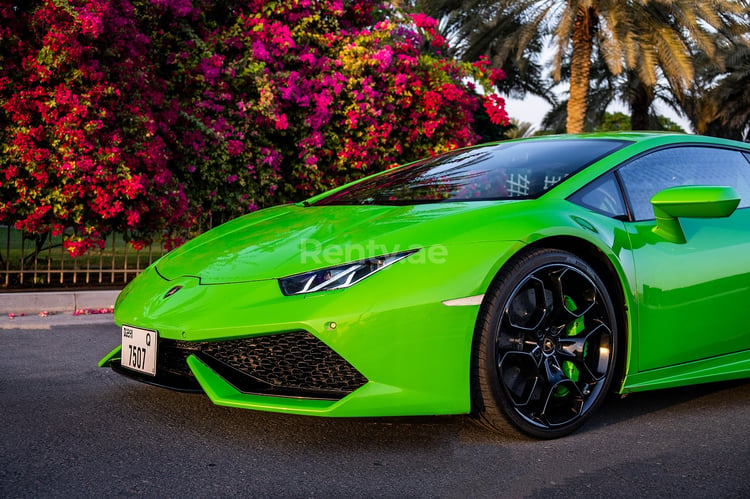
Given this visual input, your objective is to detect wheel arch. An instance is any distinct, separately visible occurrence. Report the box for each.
[469,236,631,436]
[521,236,630,392]
[476,235,631,396]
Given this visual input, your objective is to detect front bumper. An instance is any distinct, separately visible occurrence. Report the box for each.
[102,330,368,399]
[101,240,521,417]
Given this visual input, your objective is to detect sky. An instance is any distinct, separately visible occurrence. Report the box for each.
[503,94,695,134]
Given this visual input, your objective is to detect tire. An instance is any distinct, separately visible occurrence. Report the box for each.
[472,248,619,439]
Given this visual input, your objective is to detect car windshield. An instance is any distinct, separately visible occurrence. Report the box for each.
[313,139,629,206]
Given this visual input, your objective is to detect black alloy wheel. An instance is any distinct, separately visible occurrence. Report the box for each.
[472,248,619,438]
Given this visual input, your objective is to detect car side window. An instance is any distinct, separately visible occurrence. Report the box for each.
[617,146,750,221]
[568,172,628,219]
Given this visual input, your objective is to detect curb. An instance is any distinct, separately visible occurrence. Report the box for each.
[0,290,121,315]
[0,310,117,330]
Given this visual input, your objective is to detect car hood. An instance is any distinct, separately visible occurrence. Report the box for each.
[156,201,523,284]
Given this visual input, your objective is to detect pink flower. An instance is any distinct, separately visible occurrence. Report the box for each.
[274,113,289,130]
[300,53,317,65]
[411,13,438,30]
[252,40,270,61]
[372,47,393,68]
[441,84,463,102]
[79,12,104,38]
[490,68,506,84]
[473,55,491,70]
[227,140,244,156]
[484,94,509,125]
[198,55,224,84]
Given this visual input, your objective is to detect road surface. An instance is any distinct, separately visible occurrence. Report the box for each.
[1,316,749,497]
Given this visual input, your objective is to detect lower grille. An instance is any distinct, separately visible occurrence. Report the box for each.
[200,331,369,397]
[114,331,368,400]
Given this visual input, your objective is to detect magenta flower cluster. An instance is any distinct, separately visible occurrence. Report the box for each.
[0,0,508,256]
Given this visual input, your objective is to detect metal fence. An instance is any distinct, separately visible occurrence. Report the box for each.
[1,226,171,289]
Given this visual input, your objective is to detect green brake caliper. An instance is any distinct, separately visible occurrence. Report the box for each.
[554,296,585,397]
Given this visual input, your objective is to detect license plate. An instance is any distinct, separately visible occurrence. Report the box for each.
[121,325,158,376]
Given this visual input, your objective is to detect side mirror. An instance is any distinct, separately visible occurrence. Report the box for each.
[650,185,740,243]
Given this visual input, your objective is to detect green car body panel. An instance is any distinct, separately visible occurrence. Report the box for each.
[102,132,750,424]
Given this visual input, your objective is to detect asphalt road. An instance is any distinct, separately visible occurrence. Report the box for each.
[1,317,749,498]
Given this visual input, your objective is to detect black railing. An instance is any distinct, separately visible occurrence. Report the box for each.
[1,226,171,289]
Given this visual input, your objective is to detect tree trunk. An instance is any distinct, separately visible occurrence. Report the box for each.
[566,8,595,133]
[630,78,653,130]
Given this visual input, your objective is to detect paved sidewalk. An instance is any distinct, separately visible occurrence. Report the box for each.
[0,289,120,315]
[0,309,116,329]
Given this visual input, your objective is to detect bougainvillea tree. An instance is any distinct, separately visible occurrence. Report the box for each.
[0,0,189,255]
[145,0,508,225]
[0,0,508,255]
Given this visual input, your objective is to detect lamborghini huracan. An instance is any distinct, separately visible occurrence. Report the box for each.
[100,132,750,438]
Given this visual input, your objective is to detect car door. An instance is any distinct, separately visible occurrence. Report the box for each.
[617,146,750,372]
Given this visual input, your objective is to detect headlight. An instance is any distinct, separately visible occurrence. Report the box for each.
[279,250,418,295]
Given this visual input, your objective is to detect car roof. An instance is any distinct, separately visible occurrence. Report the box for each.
[522,131,747,147]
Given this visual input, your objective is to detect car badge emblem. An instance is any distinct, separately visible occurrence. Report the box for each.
[164,286,183,299]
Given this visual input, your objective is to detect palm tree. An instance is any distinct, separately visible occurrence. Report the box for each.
[539,48,620,133]
[711,43,750,140]
[418,0,557,106]
[420,0,750,133]
[675,39,750,141]
[620,2,748,129]
[504,118,536,138]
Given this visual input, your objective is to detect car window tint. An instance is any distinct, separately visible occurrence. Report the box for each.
[313,139,629,206]
[568,172,628,219]
[618,146,750,221]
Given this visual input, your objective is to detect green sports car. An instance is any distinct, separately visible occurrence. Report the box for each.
[100,132,750,438]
